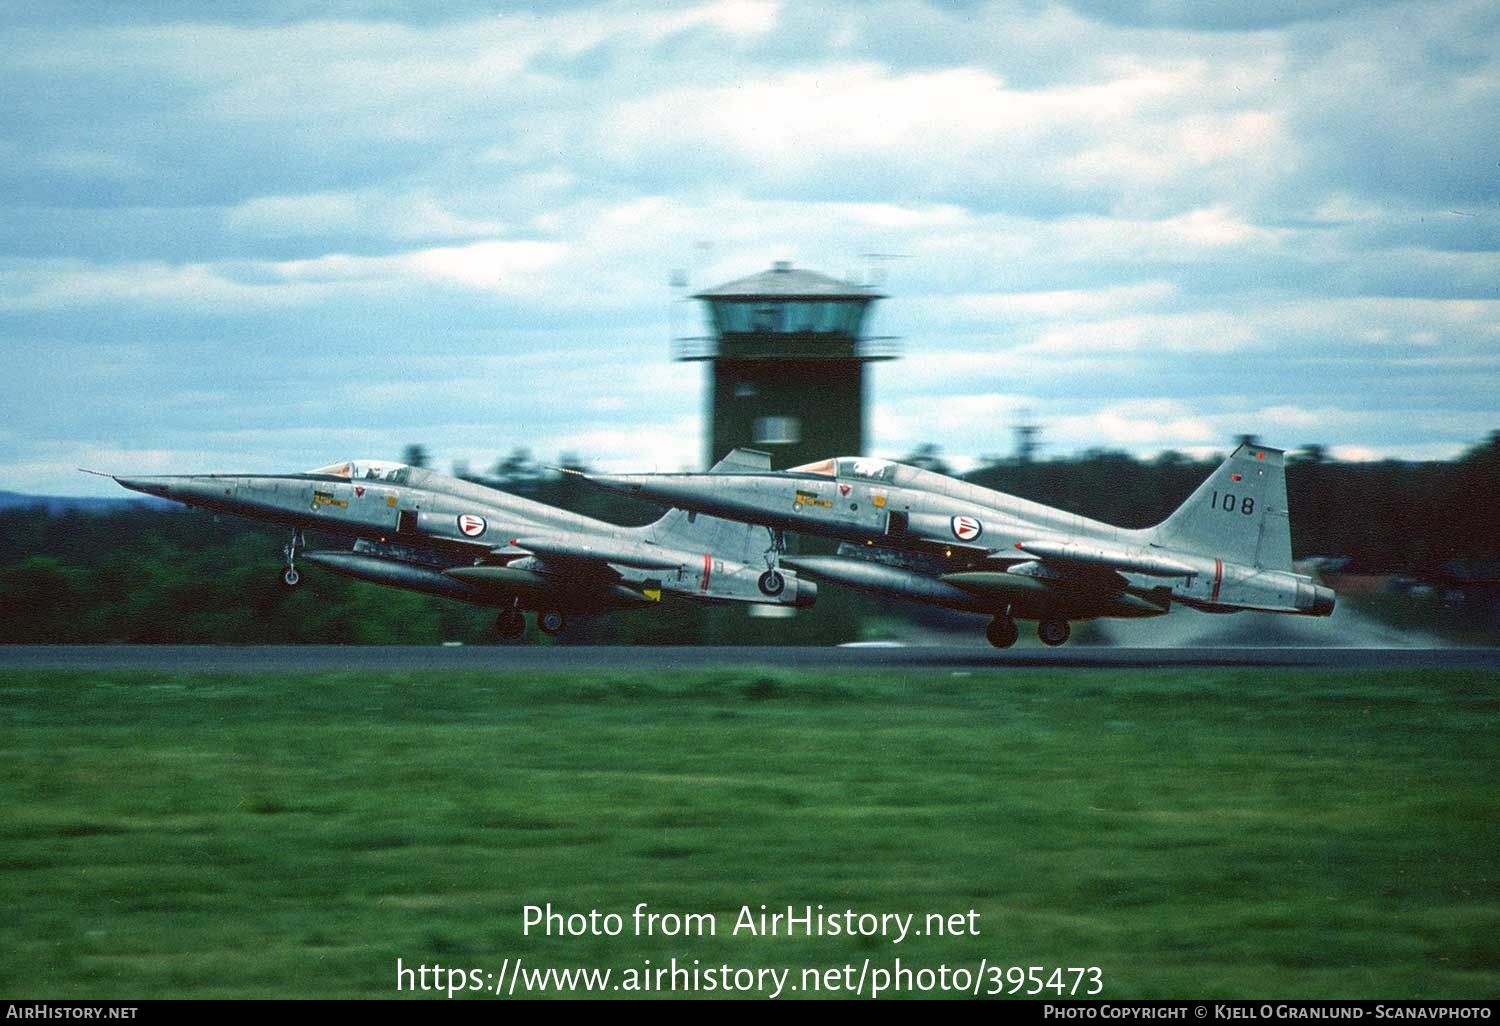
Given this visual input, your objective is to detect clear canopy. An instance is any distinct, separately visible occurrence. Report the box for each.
[307,460,411,484]
[788,457,898,483]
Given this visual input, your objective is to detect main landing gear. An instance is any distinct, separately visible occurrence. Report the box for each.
[985,612,1073,648]
[494,604,568,640]
[496,604,525,640]
[758,529,787,597]
[986,615,1019,649]
[1037,619,1071,647]
[279,528,306,589]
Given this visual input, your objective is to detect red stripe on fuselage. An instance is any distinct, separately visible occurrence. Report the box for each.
[1211,558,1223,602]
[701,553,711,591]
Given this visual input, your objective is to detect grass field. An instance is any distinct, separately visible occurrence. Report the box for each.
[1,666,1496,999]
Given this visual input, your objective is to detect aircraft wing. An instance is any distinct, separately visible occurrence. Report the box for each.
[505,533,691,573]
[1003,538,1198,578]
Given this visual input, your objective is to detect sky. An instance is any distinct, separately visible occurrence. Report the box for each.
[2,0,1496,496]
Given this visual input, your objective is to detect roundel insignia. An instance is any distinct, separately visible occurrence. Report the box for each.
[951,515,983,542]
[458,514,487,538]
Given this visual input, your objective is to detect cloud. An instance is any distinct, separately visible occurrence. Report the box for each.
[2,0,1496,499]
[591,57,1294,215]
[222,190,509,242]
[0,239,570,310]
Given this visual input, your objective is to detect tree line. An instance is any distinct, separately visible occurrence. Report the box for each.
[1,434,1495,645]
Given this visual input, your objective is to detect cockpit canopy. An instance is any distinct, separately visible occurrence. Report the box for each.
[788,457,900,484]
[307,460,413,485]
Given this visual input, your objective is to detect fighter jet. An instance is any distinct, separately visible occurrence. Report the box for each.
[579,443,1335,647]
[98,449,814,639]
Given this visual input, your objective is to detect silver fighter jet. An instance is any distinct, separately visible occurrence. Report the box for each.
[100,449,813,639]
[580,443,1334,647]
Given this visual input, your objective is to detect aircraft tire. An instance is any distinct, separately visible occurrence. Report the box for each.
[538,610,566,636]
[495,609,526,640]
[986,615,1019,649]
[757,570,786,597]
[279,566,301,589]
[1038,619,1071,647]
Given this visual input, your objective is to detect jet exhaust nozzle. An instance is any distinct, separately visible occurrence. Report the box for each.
[1310,585,1336,617]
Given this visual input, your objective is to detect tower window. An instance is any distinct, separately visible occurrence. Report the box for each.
[753,416,801,445]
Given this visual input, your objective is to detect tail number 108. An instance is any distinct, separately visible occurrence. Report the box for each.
[1211,491,1255,516]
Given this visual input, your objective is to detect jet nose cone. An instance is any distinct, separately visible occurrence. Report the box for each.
[578,472,644,495]
[113,476,173,498]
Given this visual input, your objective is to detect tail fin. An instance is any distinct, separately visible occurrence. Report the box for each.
[1150,443,1293,571]
[644,448,776,565]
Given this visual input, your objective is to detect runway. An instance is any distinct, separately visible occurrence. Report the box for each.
[2,644,1496,673]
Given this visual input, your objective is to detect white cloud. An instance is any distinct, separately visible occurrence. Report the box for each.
[3,0,1497,498]
[668,0,783,38]
[399,240,569,290]
[224,191,506,241]
[0,239,570,310]
[1024,313,1258,356]
[950,281,1179,320]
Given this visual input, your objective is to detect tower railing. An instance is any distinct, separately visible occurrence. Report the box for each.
[673,335,902,362]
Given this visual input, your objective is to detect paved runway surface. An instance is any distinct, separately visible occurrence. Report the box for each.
[2,645,1496,673]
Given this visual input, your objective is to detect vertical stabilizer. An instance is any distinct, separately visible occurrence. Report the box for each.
[644,448,776,565]
[1150,443,1293,571]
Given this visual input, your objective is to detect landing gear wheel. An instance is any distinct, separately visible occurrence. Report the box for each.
[986,615,1019,649]
[757,569,786,597]
[1038,619,1071,647]
[495,608,526,640]
[538,610,566,636]
[280,528,305,589]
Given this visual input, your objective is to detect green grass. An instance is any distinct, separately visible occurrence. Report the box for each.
[1,668,1496,999]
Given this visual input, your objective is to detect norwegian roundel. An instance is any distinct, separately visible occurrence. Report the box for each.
[457,514,487,538]
[951,515,983,542]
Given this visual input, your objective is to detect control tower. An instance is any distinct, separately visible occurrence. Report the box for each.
[675,261,898,469]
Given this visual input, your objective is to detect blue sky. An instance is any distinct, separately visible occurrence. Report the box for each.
[3,0,1496,495]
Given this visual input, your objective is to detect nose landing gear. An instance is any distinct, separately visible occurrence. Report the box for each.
[279,529,306,589]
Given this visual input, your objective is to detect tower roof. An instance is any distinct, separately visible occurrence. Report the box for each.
[695,261,883,300]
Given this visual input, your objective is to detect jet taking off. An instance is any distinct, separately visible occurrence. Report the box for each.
[102,449,813,639]
[581,443,1335,647]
